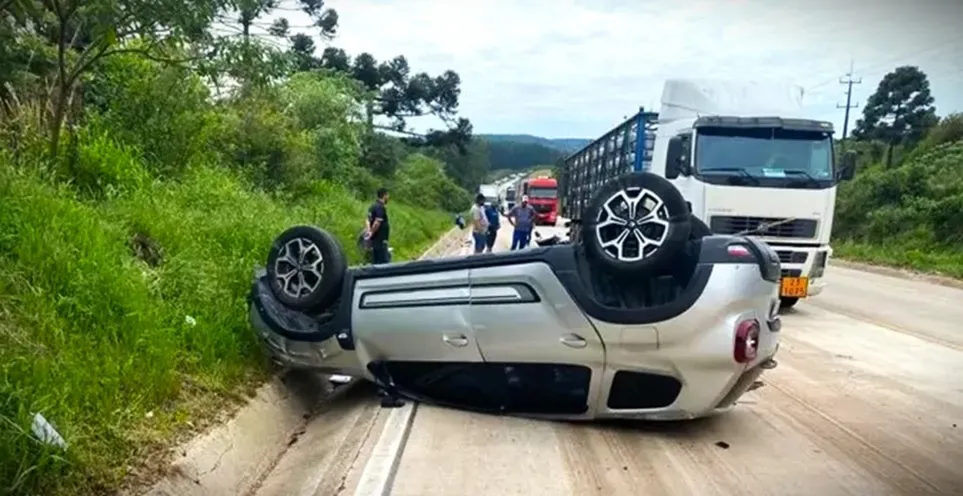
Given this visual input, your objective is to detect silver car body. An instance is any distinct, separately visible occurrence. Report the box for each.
[250,236,782,421]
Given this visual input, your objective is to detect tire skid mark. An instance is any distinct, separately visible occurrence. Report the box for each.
[762,359,958,494]
[773,334,963,489]
[763,380,940,494]
[803,300,963,352]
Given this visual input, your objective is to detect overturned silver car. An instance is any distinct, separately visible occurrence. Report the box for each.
[248,172,782,421]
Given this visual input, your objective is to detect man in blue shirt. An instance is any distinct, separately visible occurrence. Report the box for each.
[483,201,501,252]
[507,195,536,250]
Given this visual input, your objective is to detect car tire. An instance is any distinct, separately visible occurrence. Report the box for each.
[690,215,712,239]
[779,297,799,309]
[582,172,691,274]
[266,225,347,312]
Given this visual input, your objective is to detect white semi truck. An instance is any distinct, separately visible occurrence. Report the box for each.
[478,184,499,206]
[559,79,856,309]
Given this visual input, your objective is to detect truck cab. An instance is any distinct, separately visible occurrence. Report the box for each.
[560,79,856,307]
[518,177,559,226]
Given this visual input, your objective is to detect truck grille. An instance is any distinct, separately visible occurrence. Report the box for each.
[532,204,553,213]
[710,216,817,239]
[776,251,809,264]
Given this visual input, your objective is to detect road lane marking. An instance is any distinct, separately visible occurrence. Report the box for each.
[352,402,418,496]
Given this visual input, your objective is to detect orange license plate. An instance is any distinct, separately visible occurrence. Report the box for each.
[780,276,809,298]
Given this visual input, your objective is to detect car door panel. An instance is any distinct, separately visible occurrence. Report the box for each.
[351,269,483,371]
[468,262,607,417]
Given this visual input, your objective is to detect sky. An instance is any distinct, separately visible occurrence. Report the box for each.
[267,0,963,140]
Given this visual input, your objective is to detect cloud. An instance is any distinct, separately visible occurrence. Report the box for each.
[276,0,963,138]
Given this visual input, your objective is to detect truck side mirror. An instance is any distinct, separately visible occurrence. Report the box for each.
[665,135,691,179]
[839,151,856,181]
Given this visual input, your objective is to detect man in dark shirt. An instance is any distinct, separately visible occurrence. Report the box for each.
[365,187,391,264]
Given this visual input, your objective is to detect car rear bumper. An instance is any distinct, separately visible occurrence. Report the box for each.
[589,267,783,421]
[593,334,781,421]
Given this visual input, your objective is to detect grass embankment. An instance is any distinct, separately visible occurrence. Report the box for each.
[831,128,963,281]
[0,165,451,495]
[833,241,963,279]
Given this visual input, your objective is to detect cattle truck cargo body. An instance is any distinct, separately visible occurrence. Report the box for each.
[559,79,855,306]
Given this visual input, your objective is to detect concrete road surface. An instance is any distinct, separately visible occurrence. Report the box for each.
[255,219,963,496]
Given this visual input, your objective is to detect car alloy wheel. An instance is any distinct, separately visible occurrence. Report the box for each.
[595,187,670,262]
[273,237,326,300]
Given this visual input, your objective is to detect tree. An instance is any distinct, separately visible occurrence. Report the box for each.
[428,138,490,191]
[317,48,473,150]
[2,0,228,158]
[851,66,938,167]
[207,0,338,90]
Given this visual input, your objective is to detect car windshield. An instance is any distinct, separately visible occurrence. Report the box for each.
[528,187,557,198]
[695,127,834,180]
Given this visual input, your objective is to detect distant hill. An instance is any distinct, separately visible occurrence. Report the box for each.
[476,134,591,172]
[479,134,591,153]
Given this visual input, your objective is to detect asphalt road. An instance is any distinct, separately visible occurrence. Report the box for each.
[255,220,963,496]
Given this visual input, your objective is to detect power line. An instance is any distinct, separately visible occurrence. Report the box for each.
[836,61,862,141]
[806,37,963,92]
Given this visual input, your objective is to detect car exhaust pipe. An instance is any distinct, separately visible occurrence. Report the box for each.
[760,358,778,370]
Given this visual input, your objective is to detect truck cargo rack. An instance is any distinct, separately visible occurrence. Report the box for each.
[559,108,659,221]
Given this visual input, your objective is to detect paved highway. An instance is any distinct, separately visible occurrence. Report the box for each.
[254,220,963,496]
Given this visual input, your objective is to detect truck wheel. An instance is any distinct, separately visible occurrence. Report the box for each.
[266,225,347,312]
[779,297,799,309]
[582,172,691,274]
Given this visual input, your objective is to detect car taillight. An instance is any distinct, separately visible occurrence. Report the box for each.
[734,319,760,364]
[727,244,753,258]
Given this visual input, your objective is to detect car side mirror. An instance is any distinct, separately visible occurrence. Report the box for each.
[665,135,691,179]
[839,151,856,181]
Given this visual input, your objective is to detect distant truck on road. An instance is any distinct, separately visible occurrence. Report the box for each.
[515,176,559,226]
[558,78,856,309]
[478,184,499,206]
[499,184,517,213]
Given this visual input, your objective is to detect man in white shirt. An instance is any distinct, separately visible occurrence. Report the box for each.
[469,193,490,254]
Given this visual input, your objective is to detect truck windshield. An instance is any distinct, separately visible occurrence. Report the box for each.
[506,191,516,201]
[695,127,834,184]
[528,187,557,198]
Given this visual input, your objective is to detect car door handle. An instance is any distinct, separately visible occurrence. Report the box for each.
[559,334,587,348]
[442,334,470,347]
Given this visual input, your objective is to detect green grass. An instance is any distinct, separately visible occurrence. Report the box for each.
[834,239,963,280]
[0,165,451,495]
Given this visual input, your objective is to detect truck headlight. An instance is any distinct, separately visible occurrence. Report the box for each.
[811,251,828,278]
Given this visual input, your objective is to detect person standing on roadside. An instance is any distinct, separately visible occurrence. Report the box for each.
[365,187,391,264]
[469,193,490,254]
[483,200,500,252]
[507,195,536,250]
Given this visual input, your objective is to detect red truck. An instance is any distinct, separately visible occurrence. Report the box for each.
[517,176,559,226]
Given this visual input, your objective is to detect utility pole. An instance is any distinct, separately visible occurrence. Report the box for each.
[837,61,862,141]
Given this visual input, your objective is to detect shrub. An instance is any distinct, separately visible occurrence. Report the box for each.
[0,163,451,495]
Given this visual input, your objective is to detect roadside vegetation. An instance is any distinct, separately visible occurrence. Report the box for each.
[831,66,963,278]
[0,1,486,494]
